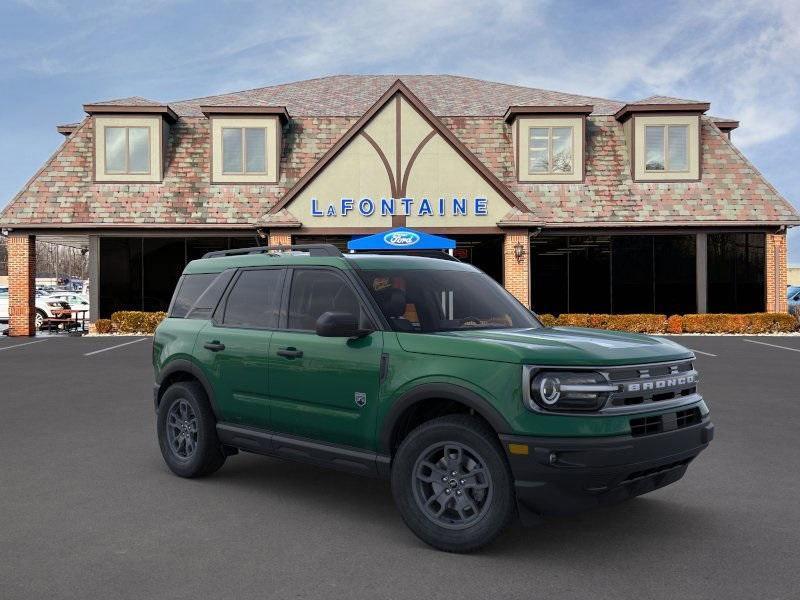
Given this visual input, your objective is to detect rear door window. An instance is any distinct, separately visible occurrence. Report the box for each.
[222,268,283,329]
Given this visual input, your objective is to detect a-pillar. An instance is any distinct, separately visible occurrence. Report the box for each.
[502,229,530,308]
[8,233,36,336]
[765,232,788,312]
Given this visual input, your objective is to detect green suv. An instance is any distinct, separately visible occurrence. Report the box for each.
[153,244,713,552]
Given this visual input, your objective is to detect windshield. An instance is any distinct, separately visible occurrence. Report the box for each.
[357,268,540,333]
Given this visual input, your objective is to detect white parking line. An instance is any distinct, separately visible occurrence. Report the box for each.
[84,338,149,356]
[742,339,800,353]
[0,339,49,352]
[688,348,717,357]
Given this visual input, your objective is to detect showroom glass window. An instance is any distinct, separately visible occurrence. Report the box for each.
[645,125,688,171]
[707,233,765,312]
[104,126,150,174]
[222,127,267,174]
[530,235,696,315]
[528,127,573,174]
[98,236,256,317]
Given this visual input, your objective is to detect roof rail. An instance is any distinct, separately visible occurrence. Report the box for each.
[202,243,343,259]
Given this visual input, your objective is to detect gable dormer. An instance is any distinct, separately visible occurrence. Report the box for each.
[615,96,709,182]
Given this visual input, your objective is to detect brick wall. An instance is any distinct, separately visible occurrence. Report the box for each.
[268,230,293,247]
[7,234,36,336]
[765,232,788,312]
[502,229,530,308]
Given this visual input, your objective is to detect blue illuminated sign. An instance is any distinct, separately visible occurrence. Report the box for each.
[310,196,488,218]
[383,231,421,247]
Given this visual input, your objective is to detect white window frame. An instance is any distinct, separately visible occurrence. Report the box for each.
[221,127,269,175]
[644,124,689,173]
[527,126,575,175]
[104,126,152,175]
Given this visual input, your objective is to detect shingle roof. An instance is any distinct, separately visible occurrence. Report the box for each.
[631,95,707,105]
[1,75,796,229]
[168,74,626,117]
[86,96,164,107]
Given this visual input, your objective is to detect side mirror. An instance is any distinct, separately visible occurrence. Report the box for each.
[315,311,372,338]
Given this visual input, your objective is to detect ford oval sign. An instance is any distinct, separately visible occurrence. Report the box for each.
[384,231,420,247]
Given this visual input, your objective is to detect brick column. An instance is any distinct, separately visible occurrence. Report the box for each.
[502,229,530,308]
[765,232,788,312]
[8,234,36,336]
[268,230,292,247]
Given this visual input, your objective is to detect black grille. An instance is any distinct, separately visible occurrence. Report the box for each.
[607,360,698,409]
[630,407,703,437]
[630,415,663,437]
[676,407,702,428]
[622,458,692,484]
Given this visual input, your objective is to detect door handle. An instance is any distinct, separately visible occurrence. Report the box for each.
[203,341,226,352]
[276,346,303,359]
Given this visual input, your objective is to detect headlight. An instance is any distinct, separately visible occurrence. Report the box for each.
[528,370,617,412]
[46,301,61,307]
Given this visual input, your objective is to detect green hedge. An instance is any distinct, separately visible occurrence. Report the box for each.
[538,313,798,334]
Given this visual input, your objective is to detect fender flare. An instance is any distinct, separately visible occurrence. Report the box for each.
[156,359,220,419]
[379,383,512,454]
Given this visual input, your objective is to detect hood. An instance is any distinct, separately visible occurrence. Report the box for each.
[396,326,693,366]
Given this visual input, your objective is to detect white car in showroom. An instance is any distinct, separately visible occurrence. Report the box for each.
[0,286,73,329]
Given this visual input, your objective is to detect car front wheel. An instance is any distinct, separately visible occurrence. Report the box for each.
[391,415,516,552]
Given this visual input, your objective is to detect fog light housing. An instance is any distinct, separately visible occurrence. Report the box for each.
[528,370,617,412]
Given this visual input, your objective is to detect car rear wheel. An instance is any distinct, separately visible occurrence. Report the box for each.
[157,381,226,478]
[391,414,516,552]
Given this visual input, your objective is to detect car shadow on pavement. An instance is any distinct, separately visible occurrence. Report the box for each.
[175,453,719,556]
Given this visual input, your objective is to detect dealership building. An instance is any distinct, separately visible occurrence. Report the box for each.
[1,75,798,335]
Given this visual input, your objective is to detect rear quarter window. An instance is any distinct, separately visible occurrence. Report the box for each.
[169,273,220,318]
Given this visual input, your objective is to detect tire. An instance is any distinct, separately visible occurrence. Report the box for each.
[35,309,46,330]
[391,414,516,553]
[157,381,226,478]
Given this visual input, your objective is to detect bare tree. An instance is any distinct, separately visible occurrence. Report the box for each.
[0,237,87,280]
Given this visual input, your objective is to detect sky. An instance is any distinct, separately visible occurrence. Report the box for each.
[0,0,798,261]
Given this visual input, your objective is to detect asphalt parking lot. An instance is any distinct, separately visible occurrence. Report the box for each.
[1,335,799,599]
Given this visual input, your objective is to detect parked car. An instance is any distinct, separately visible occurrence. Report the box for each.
[0,287,7,322]
[0,288,71,328]
[152,244,713,552]
[788,286,800,313]
[46,292,90,314]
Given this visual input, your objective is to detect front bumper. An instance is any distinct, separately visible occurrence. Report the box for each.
[500,417,713,518]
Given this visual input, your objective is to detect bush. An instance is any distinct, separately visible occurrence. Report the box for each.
[94,319,113,334]
[110,311,167,333]
[540,312,798,334]
[665,315,683,334]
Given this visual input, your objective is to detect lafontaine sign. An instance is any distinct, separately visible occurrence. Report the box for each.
[310,196,488,218]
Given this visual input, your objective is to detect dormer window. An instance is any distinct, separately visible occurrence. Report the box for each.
[105,126,151,174]
[92,116,165,182]
[505,106,591,183]
[84,101,175,183]
[644,124,688,172]
[222,127,268,174]
[528,126,573,174]
[202,106,289,184]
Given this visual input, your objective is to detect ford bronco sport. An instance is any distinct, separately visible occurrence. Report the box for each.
[153,244,713,552]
